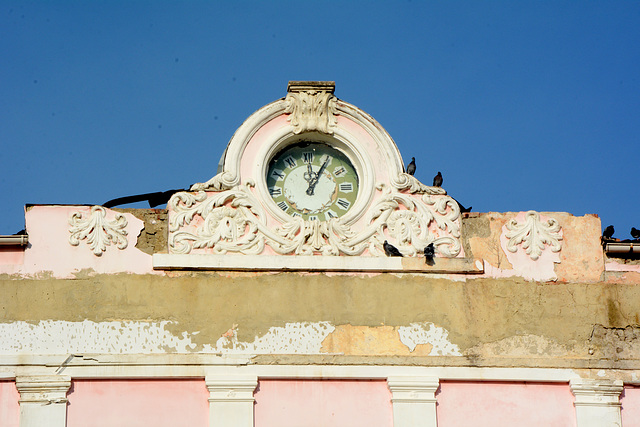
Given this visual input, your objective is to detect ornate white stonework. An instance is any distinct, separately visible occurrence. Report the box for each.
[168,82,465,263]
[68,206,128,255]
[393,173,447,195]
[168,183,461,257]
[504,210,562,261]
[284,81,338,135]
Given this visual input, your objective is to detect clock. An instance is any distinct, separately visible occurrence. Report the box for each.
[266,142,359,220]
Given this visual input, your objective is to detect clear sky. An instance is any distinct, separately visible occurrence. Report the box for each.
[2,1,639,239]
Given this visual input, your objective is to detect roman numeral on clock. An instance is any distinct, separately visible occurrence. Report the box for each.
[339,182,353,192]
[283,156,296,169]
[303,152,314,163]
[269,187,282,196]
[336,198,351,210]
[277,201,288,211]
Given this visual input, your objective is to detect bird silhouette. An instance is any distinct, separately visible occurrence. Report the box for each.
[424,243,435,265]
[631,227,640,240]
[602,225,615,239]
[406,157,416,176]
[433,171,443,187]
[383,240,403,257]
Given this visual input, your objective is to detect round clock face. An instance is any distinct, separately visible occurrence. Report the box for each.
[266,142,359,220]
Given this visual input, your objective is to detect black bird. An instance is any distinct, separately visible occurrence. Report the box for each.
[631,227,640,239]
[406,157,416,176]
[433,171,443,187]
[383,240,403,257]
[603,225,615,239]
[458,201,472,213]
[424,243,435,265]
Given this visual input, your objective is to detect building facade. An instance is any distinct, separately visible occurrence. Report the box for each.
[1,82,639,426]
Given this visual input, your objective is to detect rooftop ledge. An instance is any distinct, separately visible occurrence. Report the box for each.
[153,254,484,274]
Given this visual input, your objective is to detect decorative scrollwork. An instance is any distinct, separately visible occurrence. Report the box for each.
[168,183,462,258]
[284,91,338,135]
[68,206,128,256]
[505,211,562,260]
[190,171,236,192]
[392,173,447,195]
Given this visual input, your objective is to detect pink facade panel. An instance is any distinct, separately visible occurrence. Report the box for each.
[0,381,19,427]
[622,385,640,427]
[254,379,393,427]
[66,379,208,427]
[437,381,576,427]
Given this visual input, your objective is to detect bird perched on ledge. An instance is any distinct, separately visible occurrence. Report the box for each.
[631,227,640,240]
[406,157,416,176]
[383,240,403,257]
[602,225,615,239]
[433,171,443,187]
[424,243,435,265]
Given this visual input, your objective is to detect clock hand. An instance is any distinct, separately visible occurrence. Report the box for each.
[306,157,331,195]
[303,163,316,184]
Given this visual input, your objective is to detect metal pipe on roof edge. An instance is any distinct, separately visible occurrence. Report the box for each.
[0,235,29,246]
[605,242,640,254]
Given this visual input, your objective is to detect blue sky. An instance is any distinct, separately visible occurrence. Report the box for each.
[2,1,639,239]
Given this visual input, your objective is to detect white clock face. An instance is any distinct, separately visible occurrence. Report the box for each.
[266,142,359,220]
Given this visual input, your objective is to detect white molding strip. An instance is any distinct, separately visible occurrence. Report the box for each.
[153,253,484,274]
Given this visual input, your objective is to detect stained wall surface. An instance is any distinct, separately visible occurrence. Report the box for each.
[0,381,19,427]
[254,380,393,427]
[66,380,209,427]
[436,381,576,427]
[622,386,640,427]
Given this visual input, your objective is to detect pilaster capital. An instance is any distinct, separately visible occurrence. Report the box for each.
[570,378,623,407]
[205,375,258,403]
[15,375,71,404]
[387,376,440,404]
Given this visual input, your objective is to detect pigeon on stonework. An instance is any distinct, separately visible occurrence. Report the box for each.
[602,225,615,239]
[424,243,435,265]
[631,227,640,240]
[383,240,403,257]
[433,171,443,187]
[406,157,416,176]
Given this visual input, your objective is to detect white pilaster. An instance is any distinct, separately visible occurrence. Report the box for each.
[206,375,258,427]
[387,376,439,427]
[570,378,623,427]
[15,375,71,427]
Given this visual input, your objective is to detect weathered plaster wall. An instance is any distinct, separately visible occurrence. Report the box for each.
[0,381,19,427]
[436,381,576,427]
[1,273,639,370]
[464,212,604,283]
[254,380,393,427]
[66,380,209,427]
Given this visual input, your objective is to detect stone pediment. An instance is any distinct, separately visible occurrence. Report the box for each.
[155,82,478,273]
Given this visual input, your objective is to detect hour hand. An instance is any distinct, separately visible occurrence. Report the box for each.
[306,157,330,195]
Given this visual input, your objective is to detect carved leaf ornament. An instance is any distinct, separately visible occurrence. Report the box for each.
[284,91,338,135]
[168,177,462,258]
[69,206,128,255]
[505,211,562,260]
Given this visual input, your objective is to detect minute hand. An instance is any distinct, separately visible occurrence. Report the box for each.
[306,157,330,195]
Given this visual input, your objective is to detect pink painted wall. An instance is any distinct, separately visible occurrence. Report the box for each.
[0,381,20,427]
[437,381,576,427]
[66,379,208,427]
[621,385,640,427]
[254,379,392,427]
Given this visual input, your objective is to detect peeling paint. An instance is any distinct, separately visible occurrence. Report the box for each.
[205,322,335,354]
[0,320,197,354]
[397,322,462,356]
